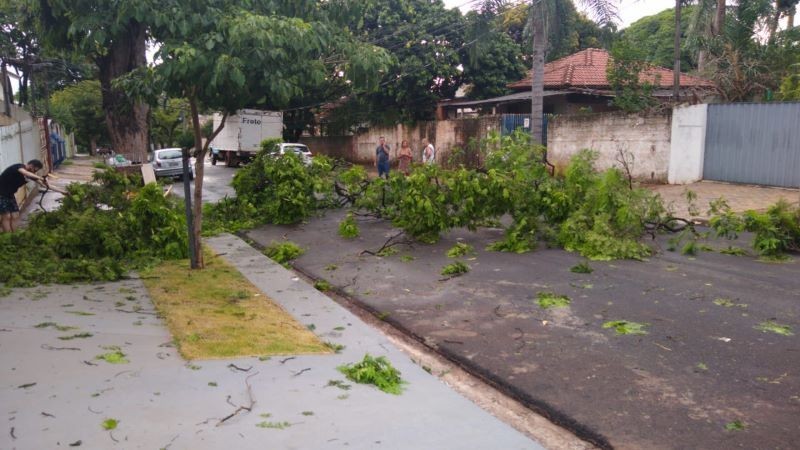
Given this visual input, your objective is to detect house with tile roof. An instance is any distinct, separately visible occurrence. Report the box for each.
[439,48,714,118]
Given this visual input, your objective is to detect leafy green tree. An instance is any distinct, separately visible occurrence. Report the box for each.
[622,7,696,70]
[150,98,190,149]
[49,80,108,154]
[347,0,466,124]
[461,10,527,100]
[120,0,390,268]
[777,63,800,99]
[31,0,155,162]
[607,41,657,112]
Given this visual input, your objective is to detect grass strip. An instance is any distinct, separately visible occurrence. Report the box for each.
[142,252,329,360]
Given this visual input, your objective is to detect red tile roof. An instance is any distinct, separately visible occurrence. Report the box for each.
[508,48,714,91]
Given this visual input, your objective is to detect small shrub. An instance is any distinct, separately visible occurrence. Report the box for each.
[441,261,469,276]
[338,213,360,239]
[101,418,119,430]
[263,241,304,265]
[338,354,405,395]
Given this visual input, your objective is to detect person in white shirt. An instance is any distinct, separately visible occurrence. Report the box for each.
[421,138,435,165]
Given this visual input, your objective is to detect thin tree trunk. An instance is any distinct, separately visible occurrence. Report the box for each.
[789,7,795,28]
[769,8,781,40]
[712,0,725,36]
[89,136,97,156]
[96,20,149,164]
[530,0,545,147]
[673,0,683,102]
[189,96,205,269]
[697,50,707,72]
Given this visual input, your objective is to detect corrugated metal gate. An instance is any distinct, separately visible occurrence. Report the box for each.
[500,114,549,146]
[703,102,800,188]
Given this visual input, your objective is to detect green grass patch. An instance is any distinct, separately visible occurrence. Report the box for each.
[446,242,474,258]
[754,321,794,336]
[602,320,648,335]
[376,247,398,257]
[399,255,415,262]
[536,292,571,309]
[65,310,95,316]
[142,252,329,360]
[326,379,351,390]
[338,354,405,395]
[719,246,747,256]
[713,298,747,308]
[441,261,469,277]
[324,341,345,353]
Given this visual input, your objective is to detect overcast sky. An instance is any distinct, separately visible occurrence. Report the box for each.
[443,0,676,28]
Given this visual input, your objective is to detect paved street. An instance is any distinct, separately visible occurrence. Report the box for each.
[246,210,800,450]
[171,156,237,204]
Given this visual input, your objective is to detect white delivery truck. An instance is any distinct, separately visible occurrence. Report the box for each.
[209,109,283,167]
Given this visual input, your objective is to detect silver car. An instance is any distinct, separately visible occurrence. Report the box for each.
[150,148,194,179]
[272,143,313,165]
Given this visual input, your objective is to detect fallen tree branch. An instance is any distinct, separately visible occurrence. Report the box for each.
[227,364,252,372]
[360,230,412,256]
[217,372,259,427]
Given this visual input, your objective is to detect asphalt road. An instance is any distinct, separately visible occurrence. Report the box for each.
[171,157,237,204]
[245,209,800,450]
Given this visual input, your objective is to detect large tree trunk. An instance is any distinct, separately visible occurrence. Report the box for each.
[530,1,545,147]
[789,7,795,28]
[96,20,149,164]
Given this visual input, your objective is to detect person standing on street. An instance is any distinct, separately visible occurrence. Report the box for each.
[397,140,413,175]
[1,159,51,232]
[375,136,391,178]
[422,138,436,165]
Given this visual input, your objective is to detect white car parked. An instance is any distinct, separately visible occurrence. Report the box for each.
[150,148,194,179]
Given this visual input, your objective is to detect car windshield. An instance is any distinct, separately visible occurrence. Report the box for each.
[284,145,308,154]
[157,150,182,160]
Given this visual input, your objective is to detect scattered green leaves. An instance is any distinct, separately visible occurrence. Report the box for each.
[338,354,405,395]
[256,421,291,429]
[441,261,469,277]
[754,321,794,336]
[446,242,474,258]
[536,292,571,309]
[101,418,119,430]
[725,420,747,431]
[58,332,93,340]
[314,279,331,292]
[338,213,360,239]
[570,262,594,274]
[263,241,304,265]
[95,346,129,364]
[602,320,649,335]
[34,322,77,332]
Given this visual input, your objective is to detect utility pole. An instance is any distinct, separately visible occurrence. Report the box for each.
[530,0,545,146]
[673,0,682,102]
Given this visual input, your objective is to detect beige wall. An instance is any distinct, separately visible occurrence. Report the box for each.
[547,111,672,183]
[309,116,501,167]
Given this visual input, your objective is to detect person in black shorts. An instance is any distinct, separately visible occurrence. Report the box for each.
[0,159,53,232]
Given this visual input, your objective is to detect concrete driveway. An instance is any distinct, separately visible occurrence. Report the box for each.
[246,210,800,450]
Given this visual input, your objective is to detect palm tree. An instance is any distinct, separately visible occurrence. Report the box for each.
[529,0,617,146]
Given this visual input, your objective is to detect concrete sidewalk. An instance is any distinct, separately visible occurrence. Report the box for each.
[0,234,541,449]
[649,180,799,220]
